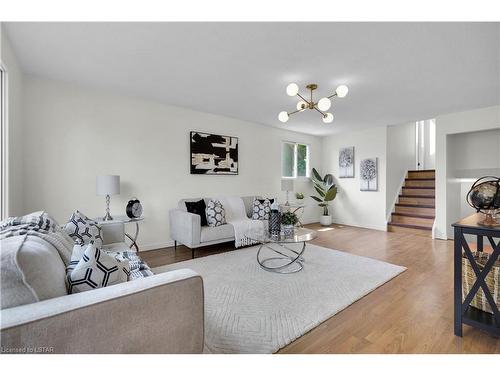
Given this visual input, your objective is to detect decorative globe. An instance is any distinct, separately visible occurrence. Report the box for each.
[467,176,500,213]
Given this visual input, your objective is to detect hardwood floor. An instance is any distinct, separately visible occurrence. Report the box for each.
[140,223,500,354]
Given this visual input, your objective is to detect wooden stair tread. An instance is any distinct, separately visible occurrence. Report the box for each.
[408,169,435,172]
[399,194,435,198]
[402,186,435,190]
[395,203,435,208]
[405,178,435,181]
[391,212,435,219]
[388,222,432,231]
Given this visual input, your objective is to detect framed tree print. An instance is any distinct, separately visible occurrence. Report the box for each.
[360,157,378,191]
[339,146,354,178]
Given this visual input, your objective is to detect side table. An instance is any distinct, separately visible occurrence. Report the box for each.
[452,213,500,337]
[95,215,144,252]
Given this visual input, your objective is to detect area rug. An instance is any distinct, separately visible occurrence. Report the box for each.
[153,244,406,353]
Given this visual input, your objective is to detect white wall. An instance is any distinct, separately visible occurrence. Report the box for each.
[386,122,415,217]
[322,126,387,231]
[0,28,24,216]
[21,76,323,250]
[434,105,500,239]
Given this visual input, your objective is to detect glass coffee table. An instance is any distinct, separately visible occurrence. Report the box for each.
[250,228,317,274]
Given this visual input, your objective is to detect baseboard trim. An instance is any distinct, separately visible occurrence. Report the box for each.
[139,240,174,252]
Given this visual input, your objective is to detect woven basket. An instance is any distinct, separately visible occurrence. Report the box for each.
[462,252,500,314]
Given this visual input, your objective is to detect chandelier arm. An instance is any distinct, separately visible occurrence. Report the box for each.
[313,106,326,117]
[287,108,303,116]
[296,93,309,103]
[327,93,338,99]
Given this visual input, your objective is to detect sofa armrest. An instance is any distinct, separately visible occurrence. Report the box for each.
[0,269,204,354]
[169,209,201,247]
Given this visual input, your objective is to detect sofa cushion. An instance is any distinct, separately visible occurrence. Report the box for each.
[64,211,103,249]
[205,199,226,227]
[66,243,129,294]
[251,198,274,220]
[0,235,68,309]
[200,224,234,243]
[185,199,208,227]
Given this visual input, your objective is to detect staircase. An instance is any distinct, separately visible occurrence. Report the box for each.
[388,169,435,237]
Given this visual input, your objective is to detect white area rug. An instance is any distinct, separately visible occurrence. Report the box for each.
[153,244,406,353]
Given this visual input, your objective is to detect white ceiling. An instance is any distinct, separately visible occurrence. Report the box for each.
[4,22,500,136]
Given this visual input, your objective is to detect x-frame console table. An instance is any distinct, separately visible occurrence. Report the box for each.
[452,213,500,337]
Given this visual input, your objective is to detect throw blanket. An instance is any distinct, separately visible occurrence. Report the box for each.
[217,196,265,248]
[0,211,73,265]
[104,250,154,279]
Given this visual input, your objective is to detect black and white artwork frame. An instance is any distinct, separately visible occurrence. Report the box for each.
[360,157,378,191]
[339,146,354,178]
[190,131,239,175]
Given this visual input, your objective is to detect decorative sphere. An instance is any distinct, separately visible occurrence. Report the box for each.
[286,83,299,96]
[468,177,500,212]
[278,111,289,123]
[318,97,332,111]
[336,85,349,98]
[323,113,334,123]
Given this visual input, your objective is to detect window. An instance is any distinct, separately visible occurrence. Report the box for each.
[281,142,310,178]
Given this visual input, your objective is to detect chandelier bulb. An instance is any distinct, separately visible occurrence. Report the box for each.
[278,111,289,123]
[297,101,307,112]
[286,83,299,97]
[318,97,332,111]
[323,113,334,124]
[335,85,349,98]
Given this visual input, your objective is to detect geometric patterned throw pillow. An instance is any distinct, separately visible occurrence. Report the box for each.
[205,199,226,227]
[251,198,274,220]
[66,243,129,294]
[64,210,103,249]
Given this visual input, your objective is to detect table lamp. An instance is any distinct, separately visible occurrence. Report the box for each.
[96,175,120,221]
[281,179,294,206]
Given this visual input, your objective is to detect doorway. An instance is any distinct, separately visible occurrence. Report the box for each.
[415,118,436,170]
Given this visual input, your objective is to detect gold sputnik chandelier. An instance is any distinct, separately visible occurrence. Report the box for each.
[278,83,349,124]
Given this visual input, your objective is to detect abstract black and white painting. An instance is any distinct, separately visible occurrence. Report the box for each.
[339,146,354,178]
[360,157,378,191]
[190,131,238,175]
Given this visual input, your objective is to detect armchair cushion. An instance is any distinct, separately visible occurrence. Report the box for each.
[200,223,234,243]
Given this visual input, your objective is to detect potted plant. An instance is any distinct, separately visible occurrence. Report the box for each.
[295,192,305,202]
[281,211,298,236]
[310,167,338,226]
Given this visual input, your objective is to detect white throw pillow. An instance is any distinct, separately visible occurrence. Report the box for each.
[206,199,226,227]
[252,198,274,220]
[64,211,103,249]
[66,243,129,294]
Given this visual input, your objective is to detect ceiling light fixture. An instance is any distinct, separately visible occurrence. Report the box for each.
[278,83,349,124]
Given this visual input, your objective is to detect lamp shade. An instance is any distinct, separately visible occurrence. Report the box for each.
[96,175,120,196]
[281,179,294,192]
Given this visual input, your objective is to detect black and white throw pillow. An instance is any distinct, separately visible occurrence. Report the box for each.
[66,243,129,294]
[206,199,226,227]
[252,198,274,220]
[64,211,103,249]
[185,199,208,227]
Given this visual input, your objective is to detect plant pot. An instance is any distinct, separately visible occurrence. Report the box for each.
[282,224,295,237]
[320,215,333,226]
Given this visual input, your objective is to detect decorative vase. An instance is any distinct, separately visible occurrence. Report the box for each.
[282,224,294,237]
[320,215,332,226]
[269,209,281,237]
